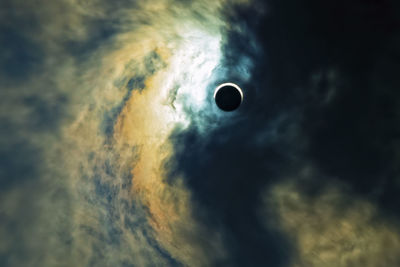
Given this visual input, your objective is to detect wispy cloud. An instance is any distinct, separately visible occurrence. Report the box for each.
[0,0,254,266]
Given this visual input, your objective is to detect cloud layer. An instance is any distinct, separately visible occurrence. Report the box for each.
[1,0,400,266]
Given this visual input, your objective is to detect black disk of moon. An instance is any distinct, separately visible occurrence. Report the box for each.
[214,83,243,111]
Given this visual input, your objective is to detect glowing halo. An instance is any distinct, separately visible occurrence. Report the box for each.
[213,82,244,102]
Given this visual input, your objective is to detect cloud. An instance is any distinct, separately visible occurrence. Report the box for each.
[0,0,256,266]
[2,0,400,266]
[165,1,400,266]
[264,171,400,267]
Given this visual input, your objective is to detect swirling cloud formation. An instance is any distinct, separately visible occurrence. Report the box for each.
[1,0,400,267]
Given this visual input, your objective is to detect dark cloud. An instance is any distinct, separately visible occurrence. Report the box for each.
[168,125,295,266]
[64,21,118,60]
[0,27,44,80]
[167,0,400,265]
[21,94,68,131]
[0,133,41,190]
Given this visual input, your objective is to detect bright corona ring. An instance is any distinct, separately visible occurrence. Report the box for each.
[214,82,244,111]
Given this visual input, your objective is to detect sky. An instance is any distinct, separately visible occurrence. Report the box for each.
[1,0,400,266]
